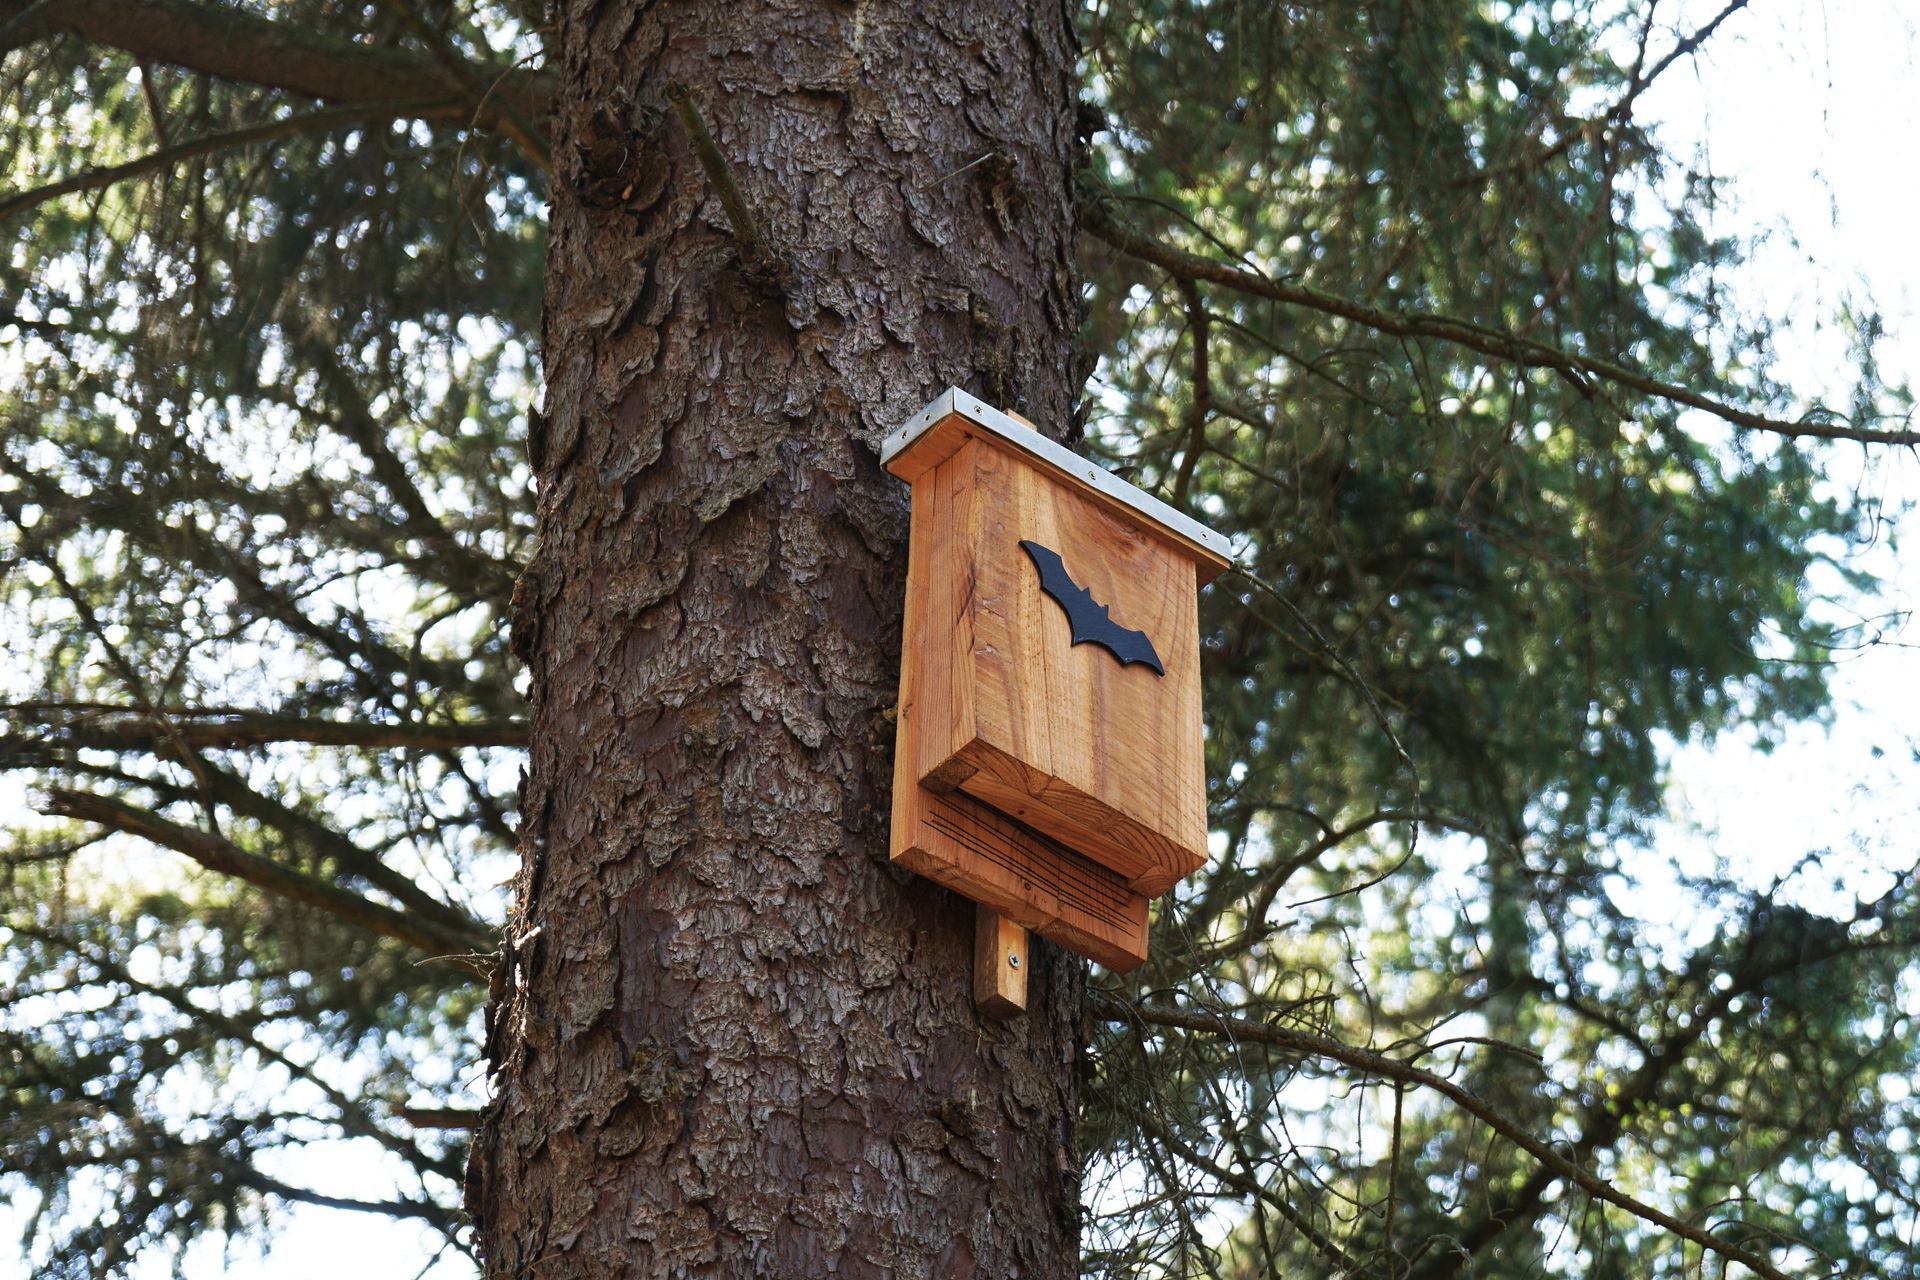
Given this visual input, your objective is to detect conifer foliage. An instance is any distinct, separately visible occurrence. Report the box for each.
[1,1,1913,1276]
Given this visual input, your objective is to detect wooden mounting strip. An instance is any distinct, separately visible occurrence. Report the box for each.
[973,907,1027,1017]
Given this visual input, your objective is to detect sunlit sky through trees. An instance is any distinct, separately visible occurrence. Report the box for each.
[4,1,1917,1275]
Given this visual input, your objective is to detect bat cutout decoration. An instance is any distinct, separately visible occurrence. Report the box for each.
[1019,539,1166,676]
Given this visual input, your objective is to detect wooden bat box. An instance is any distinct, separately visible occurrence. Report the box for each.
[883,389,1230,971]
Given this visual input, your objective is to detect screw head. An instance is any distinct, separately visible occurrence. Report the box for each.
[1007,954,1021,969]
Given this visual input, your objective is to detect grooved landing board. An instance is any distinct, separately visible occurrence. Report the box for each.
[897,785,1149,973]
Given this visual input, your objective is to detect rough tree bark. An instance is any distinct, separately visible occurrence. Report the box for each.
[468,2,1086,1275]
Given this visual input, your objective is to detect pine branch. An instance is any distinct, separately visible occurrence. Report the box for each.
[2,460,498,711]
[1406,907,1920,1280]
[16,923,464,1185]
[5,745,494,940]
[0,97,467,223]
[0,0,550,158]
[192,757,493,938]
[370,0,548,168]
[1471,2,1752,187]
[304,338,520,603]
[3,707,526,752]
[237,1169,452,1225]
[40,787,495,960]
[1088,991,1795,1280]
[1082,201,1920,447]
[1129,1104,1375,1278]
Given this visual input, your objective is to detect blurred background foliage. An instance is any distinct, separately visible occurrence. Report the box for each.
[1,0,1914,1276]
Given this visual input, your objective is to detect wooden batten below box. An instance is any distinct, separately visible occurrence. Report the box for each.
[883,389,1230,978]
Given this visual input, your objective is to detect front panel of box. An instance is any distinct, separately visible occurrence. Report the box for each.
[916,437,1208,895]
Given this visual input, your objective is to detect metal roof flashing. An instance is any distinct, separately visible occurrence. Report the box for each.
[881,388,1233,568]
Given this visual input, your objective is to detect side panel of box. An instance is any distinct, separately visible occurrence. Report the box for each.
[888,470,939,870]
[918,438,1060,798]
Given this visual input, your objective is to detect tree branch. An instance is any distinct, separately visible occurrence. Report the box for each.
[665,81,786,288]
[1473,2,1752,188]
[2,0,550,161]
[41,787,495,960]
[1082,201,1920,447]
[193,757,492,938]
[238,1168,452,1225]
[3,709,527,753]
[1130,1103,1375,1277]
[1088,991,1793,1280]
[1169,278,1212,506]
[18,923,463,1185]
[371,0,547,166]
[394,1106,482,1130]
[303,336,520,604]
[0,97,467,223]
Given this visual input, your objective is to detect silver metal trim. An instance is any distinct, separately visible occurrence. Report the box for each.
[880,388,1233,562]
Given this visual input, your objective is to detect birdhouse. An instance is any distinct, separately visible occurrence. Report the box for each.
[884,388,1229,990]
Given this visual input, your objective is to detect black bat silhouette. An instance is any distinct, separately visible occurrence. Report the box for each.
[1019,539,1166,676]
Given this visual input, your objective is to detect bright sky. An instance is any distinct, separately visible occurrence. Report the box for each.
[1637,1,1920,922]
[8,3,1919,1275]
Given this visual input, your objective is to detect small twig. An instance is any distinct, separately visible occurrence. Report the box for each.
[915,151,995,192]
[1170,277,1211,506]
[664,81,783,288]
[41,786,494,961]
[135,60,170,147]
[394,1105,482,1130]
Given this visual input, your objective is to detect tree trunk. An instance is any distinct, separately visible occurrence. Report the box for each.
[468,2,1086,1275]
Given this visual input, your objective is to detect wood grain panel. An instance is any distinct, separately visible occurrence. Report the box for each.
[887,408,1218,968]
[915,434,1208,896]
[889,457,1147,972]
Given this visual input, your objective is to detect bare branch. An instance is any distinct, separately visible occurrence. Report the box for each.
[1088,991,1794,1280]
[1169,278,1212,506]
[41,787,495,960]
[0,97,475,224]
[1083,201,1920,447]
[1,0,550,154]
[3,708,527,753]
[238,1169,452,1225]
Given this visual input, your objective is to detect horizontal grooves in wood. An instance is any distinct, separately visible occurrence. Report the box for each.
[940,738,1203,896]
[922,790,1136,934]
